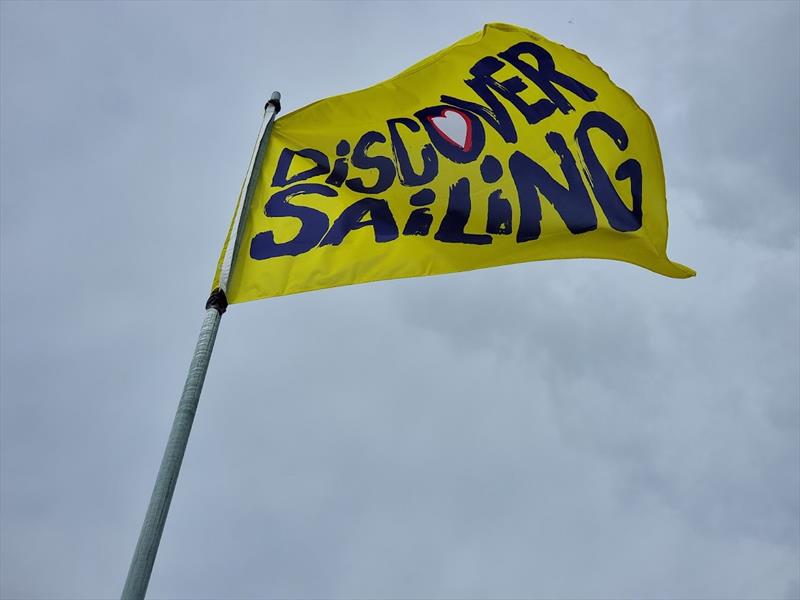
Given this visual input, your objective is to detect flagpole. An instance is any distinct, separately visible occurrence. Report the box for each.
[121,92,282,600]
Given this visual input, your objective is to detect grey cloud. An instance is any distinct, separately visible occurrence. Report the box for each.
[670,2,799,248]
[1,2,797,600]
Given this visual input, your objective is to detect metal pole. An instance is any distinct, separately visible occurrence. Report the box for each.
[122,92,281,600]
[121,306,222,600]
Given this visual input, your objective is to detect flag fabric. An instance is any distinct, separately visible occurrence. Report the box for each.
[214,22,694,304]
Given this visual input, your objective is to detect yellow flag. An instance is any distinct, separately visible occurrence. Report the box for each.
[215,23,694,304]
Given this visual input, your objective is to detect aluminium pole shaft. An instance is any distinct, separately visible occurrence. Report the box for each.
[121,305,223,600]
[122,92,281,600]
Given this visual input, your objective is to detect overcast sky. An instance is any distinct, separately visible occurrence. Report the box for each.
[1,2,798,599]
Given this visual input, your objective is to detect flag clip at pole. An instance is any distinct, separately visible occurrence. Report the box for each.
[205,287,229,314]
[265,93,281,114]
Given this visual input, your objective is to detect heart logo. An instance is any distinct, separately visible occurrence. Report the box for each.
[428,108,472,152]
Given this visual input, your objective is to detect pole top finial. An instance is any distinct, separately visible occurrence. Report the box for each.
[266,91,281,114]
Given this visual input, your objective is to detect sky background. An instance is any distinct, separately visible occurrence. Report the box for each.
[1,1,798,599]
